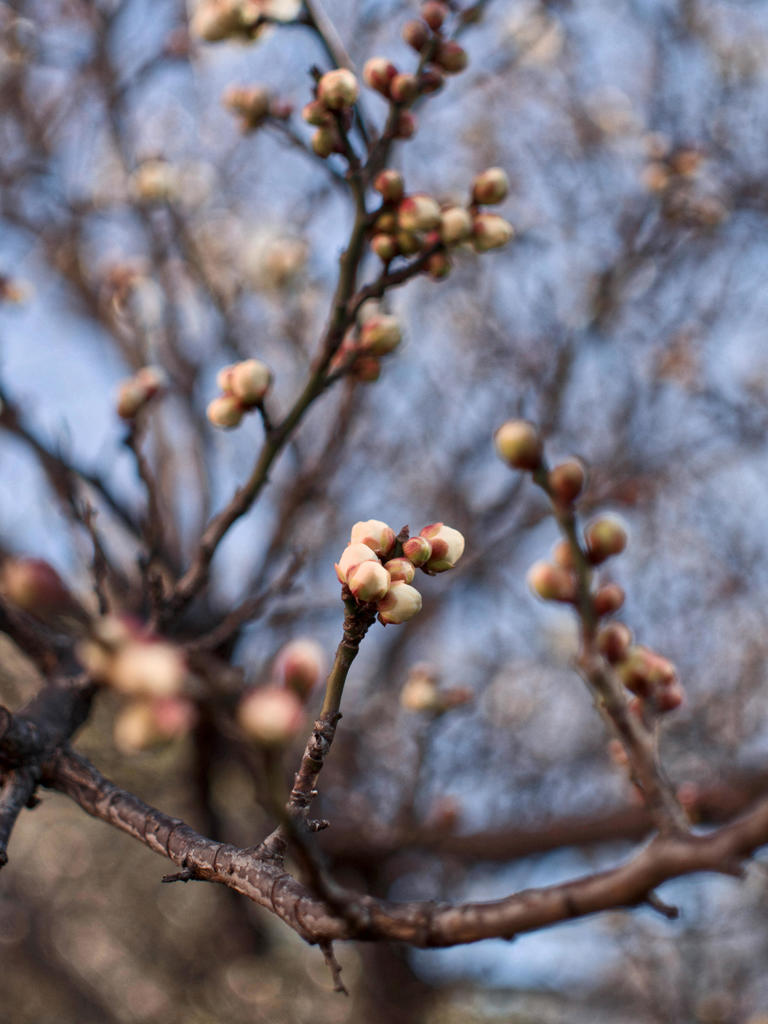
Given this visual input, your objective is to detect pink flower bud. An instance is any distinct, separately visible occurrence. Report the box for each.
[398,193,441,233]
[419,522,465,572]
[373,169,405,203]
[548,458,586,504]
[377,581,422,624]
[393,111,417,139]
[655,681,684,713]
[348,560,391,602]
[353,355,382,382]
[275,638,325,699]
[593,583,625,617]
[384,558,415,584]
[585,517,628,564]
[617,646,676,696]
[440,206,472,245]
[435,40,468,74]
[302,99,332,126]
[472,213,514,251]
[317,68,359,109]
[371,233,398,261]
[334,542,379,584]
[109,640,187,698]
[207,394,244,429]
[471,167,510,205]
[597,622,633,663]
[350,519,396,556]
[238,685,305,745]
[362,57,397,95]
[113,696,196,753]
[216,364,237,392]
[421,1,447,30]
[403,536,432,567]
[552,540,576,570]
[1,558,74,618]
[389,73,419,106]
[402,20,429,52]
[419,66,444,93]
[223,84,271,127]
[311,127,336,158]
[400,671,440,712]
[230,358,271,406]
[359,315,402,355]
[527,562,577,603]
[135,365,168,396]
[494,419,542,470]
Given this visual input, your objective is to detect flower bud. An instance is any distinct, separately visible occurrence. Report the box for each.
[655,681,684,713]
[373,169,405,203]
[114,696,197,753]
[207,394,244,429]
[548,459,586,504]
[398,193,441,233]
[334,542,379,584]
[396,230,421,255]
[420,522,465,573]
[238,685,304,745]
[362,57,397,95]
[348,560,391,603]
[359,314,402,355]
[302,99,332,126]
[593,583,625,617]
[275,638,326,699]
[1,558,74,619]
[435,40,468,74]
[223,84,271,127]
[109,640,187,698]
[371,233,398,261]
[585,517,628,564]
[440,206,472,245]
[617,645,676,696]
[377,581,422,624]
[403,536,432,567]
[135,365,167,395]
[216,364,236,392]
[400,670,440,712]
[350,519,396,557]
[353,355,381,382]
[527,562,577,603]
[384,558,415,584]
[552,540,576,570]
[318,68,359,109]
[472,213,514,251]
[191,0,243,41]
[389,73,419,106]
[597,622,633,663]
[393,111,417,139]
[494,419,542,470]
[471,167,510,205]
[419,66,444,93]
[421,1,447,30]
[311,127,336,158]
[402,19,429,52]
[230,358,271,406]
[374,211,398,234]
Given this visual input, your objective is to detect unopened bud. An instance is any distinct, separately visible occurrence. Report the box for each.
[230,358,271,406]
[1,558,75,619]
[311,127,336,158]
[471,167,510,205]
[421,1,447,30]
[617,645,676,696]
[494,419,542,470]
[527,562,577,603]
[384,557,415,584]
[403,536,432,567]
[373,169,405,203]
[398,193,441,233]
[593,583,625,617]
[275,638,325,699]
[238,685,304,745]
[207,394,244,429]
[394,111,417,139]
[655,681,684,712]
[359,314,402,355]
[402,19,429,52]
[389,72,419,106]
[548,459,586,504]
[109,640,187,698]
[585,517,628,564]
[216,364,236,392]
[435,40,468,74]
[223,84,271,127]
[302,99,332,126]
[191,0,243,41]
[318,68,359,109]
[472,213,514,251]
[396,230,421,255]
[552,540,576,570]
[420,522,465,573]
[348,560,391,602]
[350,519,396,557]
[419,66,444,93]
[400,671,440,712]
[353,355,381,382]
[362,57,397,95]
[117,380,149,419]
[597,622,633,663]
[334,542,379,584]
[440,206,472,245]
[377,581,422,624]
[371,233,398,261]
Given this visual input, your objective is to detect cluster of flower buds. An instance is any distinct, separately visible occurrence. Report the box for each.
[191,0,301,43]
[116,365,168,420]
[399,662,473,716]
[222,84,292,132]
[334,519,465,625]
[526,516,628,610]
[330,306,403,383]
[113,695,198,754]
[0,557,84,625]
[597,622,684,714]
[402,3,469,77]
[368,167,512,277]
[207,358,272,429]
[78,615,188,699]
[301,69,360,158]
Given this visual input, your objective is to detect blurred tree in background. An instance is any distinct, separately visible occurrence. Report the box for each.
[2,0,768,1021]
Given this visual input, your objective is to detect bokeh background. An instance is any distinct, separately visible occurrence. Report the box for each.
[2,0,768,1020]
